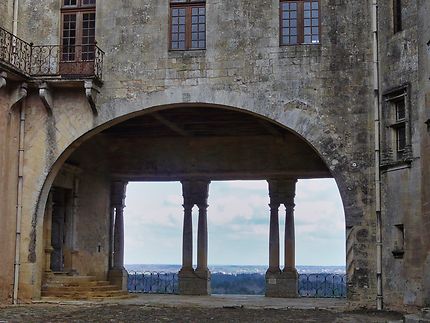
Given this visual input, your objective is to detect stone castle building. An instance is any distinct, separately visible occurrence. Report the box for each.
[0,0,429,312]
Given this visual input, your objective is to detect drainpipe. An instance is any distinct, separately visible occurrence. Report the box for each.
[12,0,19,34]
[372,0,383,311]
[13,98,26,305]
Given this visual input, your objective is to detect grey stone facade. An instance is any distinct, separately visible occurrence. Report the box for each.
[0,0,428,312]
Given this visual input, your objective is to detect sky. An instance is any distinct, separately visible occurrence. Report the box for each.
[124,179,346,266]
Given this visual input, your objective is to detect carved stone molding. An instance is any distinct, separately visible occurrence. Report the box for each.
[39,82,54,116]
[0,71,7,89]
[10,83,28,112]
[84,80,100,115]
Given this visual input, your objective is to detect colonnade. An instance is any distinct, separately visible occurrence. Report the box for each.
[109,179,298,297]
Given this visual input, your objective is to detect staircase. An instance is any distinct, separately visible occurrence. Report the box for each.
[42,273,131,300]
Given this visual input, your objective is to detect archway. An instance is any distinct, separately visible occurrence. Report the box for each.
[34,104,353,300]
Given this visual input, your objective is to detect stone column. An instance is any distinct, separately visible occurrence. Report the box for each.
[281,198,299,298]
[181,203,193,271]
[69,177,79,275]
[43,190,54,273]
[284,202,296,271]
[178,180,211,295]
[113,206,125,270]
[268,202,281,274]
[108,181,128,291]
[266,179,298,298]
[196,203,208,273]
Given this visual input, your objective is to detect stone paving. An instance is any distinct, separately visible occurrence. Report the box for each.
[0,295,404,322]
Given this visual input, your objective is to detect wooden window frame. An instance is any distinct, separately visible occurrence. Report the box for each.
[279,0,321,46]
[61,0,96,49]
[169,0,206,51]
[383,85,412,163]
[60,0,96,75]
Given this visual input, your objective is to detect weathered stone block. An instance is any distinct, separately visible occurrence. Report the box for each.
[265,269,298,298]
[178,269,211,296]
[108,268,128,292]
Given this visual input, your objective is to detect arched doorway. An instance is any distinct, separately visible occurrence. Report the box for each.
[38,105,347,298]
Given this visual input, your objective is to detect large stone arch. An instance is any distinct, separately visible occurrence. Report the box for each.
[19,89,374,305]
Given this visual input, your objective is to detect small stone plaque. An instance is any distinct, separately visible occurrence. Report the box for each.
[268,278,277,285]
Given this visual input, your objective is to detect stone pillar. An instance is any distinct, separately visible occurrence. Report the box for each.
[284,202,296,271]
[181,203,193,271]
[69,177,79,275]
[281,199,299,297]
[43,190,54,273]
[266,179,298,298]
[178,180,211,295]
[113,206,125,270]
[196,203,208,273]
[108,181,128,291]
[268,202,281,274]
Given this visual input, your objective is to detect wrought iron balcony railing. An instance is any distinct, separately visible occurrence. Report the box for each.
[0,27,32,74]
[0,26,104,80]
[31,44,104,80]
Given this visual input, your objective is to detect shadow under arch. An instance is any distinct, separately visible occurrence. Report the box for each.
[31,102,353,265]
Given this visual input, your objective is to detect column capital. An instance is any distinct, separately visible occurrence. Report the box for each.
[269,203,281,210]
[111,181,128,207]
[197,203,209,210]
[183,203,194,210]
[284,202,296,211]
[182,179,211,207]
[268,179,297,206]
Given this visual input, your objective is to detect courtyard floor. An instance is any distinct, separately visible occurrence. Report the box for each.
[0,294,404,322]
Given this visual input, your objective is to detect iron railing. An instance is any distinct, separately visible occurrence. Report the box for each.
[31,44,104,79]
[0,26,104,80]
[127,271,346,298]
[0,27,32,74]
[128,271,179,294]
[298,273,347,298]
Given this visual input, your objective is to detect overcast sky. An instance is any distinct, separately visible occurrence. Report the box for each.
[124,179,345,266]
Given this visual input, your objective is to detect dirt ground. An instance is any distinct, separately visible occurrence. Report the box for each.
[0,304,404,323]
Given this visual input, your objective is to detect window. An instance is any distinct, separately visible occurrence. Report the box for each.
[393,0,402,33]
[394,99,406,154]
[280,0,320,45]
[170,0,206,50]
[382,86,412,165]
[61,0,96,62]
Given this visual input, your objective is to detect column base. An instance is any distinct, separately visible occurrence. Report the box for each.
[108,268,128,291]
[178,268,211,295]
[265,268,298,298]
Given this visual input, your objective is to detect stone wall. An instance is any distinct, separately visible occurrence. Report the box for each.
[417,0,430,308]
[0,82,24,303]
[377,0,430,310]
[1,0,380,307]
[73,170,111,280]
[0,0,14,32]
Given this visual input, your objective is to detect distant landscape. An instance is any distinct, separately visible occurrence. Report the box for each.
[125,264,346,275]
[126,264,347,297]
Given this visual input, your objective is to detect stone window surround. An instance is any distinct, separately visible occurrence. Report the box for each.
[381,84,413,169]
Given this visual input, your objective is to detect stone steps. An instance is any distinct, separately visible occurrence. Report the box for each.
[41,290,129,299]
[43,285,120,292]
[42,273,130,300]
[44,280,111,287]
